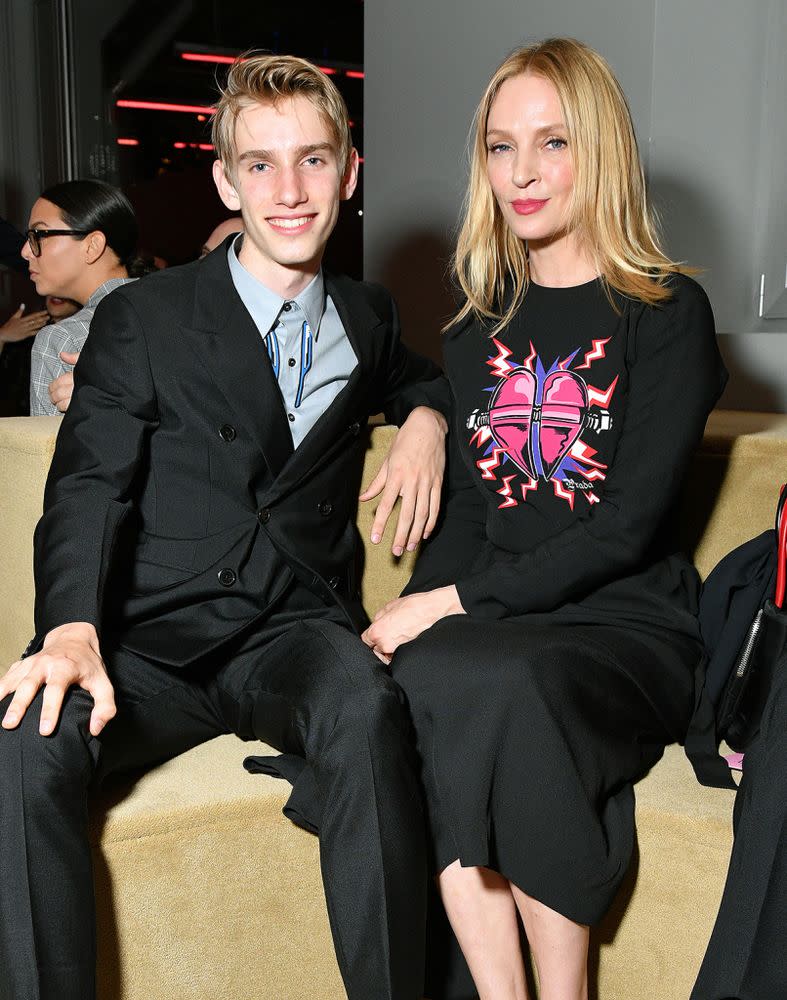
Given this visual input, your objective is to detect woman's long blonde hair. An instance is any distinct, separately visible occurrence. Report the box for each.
[451,38,684,333]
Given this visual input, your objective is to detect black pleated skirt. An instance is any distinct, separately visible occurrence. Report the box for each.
[391,615,699,925]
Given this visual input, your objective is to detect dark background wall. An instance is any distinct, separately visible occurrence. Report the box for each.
[1,0,784,411]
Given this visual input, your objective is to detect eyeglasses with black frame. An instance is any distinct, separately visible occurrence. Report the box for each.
[25,228,91,258]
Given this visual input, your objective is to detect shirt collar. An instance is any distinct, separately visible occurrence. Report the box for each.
[228,233,326,336]
[85,276,135,309]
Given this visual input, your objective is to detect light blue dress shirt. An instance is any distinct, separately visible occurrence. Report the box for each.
[227,235,358,448]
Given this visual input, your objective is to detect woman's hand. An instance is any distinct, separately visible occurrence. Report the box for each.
[362,586,465,663]
[0,305,49,343]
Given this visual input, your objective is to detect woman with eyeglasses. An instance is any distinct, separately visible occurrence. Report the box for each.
[23,179,142,415]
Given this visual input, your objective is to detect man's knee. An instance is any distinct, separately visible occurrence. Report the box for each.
[0,689,96,794]
[293,621,412,752]
[320,670,415,768]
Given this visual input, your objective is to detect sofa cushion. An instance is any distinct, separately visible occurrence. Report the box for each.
[1,410,784,999]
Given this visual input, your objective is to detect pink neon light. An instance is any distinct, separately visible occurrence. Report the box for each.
[117,99,216,114]
[173,142,187,149]
[117,138,139,146]
[181,52,236,65]
[177,52,362,81]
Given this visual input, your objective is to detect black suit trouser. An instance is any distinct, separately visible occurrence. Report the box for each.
[0,589,427,1000]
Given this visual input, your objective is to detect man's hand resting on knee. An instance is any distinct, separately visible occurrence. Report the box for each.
[360,405,448,556]
[0,622,116,737]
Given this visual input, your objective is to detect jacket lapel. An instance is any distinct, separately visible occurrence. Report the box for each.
[181,239,294,476]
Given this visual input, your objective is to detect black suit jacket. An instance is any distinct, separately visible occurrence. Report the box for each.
[32,239,448,667]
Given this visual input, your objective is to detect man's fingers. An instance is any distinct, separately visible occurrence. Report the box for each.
[49,375,70,399]
[1,671,44,729]
[49,372,75,411]
[39,680,68,736]
[360,461,387,504]
[424,484,441,539]
[59,351,80,365]
[391,489,416,557]
[84,672,117,736]
[0,660,21,702]
[369,480,400,546]
[405,488,431,552]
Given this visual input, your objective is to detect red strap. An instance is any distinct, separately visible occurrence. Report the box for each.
[775,483,787,608]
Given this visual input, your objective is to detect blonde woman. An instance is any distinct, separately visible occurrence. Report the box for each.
[363,38,727,1000]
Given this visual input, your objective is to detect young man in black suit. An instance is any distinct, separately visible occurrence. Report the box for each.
[0,55,448,1000]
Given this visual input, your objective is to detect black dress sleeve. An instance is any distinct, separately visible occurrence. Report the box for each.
[455,277,727,618]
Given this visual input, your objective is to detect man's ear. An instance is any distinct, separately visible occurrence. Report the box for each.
[213,159,241,211]
[340,147,360,202]
[84,230,107,264]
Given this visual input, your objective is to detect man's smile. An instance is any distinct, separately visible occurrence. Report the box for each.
[267,214,317,231]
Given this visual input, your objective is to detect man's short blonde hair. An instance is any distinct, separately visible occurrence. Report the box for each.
[212,54,353,177]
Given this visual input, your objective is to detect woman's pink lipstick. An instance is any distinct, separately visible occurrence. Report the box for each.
[512,199,548,215]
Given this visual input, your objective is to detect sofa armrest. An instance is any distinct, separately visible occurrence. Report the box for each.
[0,416,60,672]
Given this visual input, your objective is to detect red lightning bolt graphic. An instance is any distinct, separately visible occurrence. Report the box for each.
[476,448,507,481]
[486,338,515,378]
[470,426,493,449]
[552,478,576,510]
[569,440,608,470]
[496,475,518,509]
[575,337,611,370]
[584,491,600,505]
[521,476,538,501]
[587,376,619,408]
[522,340,537,372]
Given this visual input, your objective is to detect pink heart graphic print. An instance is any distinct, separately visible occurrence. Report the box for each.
[488,367,588,480]
[488,368,537,478]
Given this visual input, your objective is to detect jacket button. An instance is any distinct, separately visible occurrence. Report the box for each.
[318,501,333,517]
[257,508,271,525]
[218,568,236,587]
[219,424,236,442]
[349,421,361,436]
[328,576,341,590]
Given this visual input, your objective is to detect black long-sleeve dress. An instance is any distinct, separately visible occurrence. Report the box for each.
[391,273,727,924]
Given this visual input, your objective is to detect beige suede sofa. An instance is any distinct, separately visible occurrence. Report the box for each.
[1,410,785,1000]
